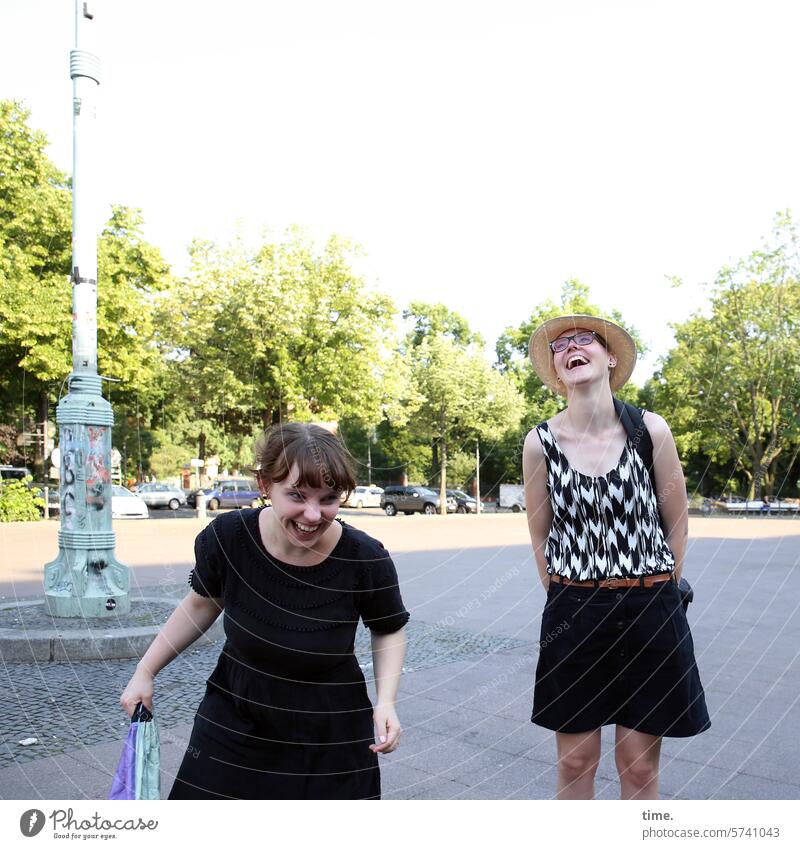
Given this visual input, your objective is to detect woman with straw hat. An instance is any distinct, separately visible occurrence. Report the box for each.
[522,315,709,800]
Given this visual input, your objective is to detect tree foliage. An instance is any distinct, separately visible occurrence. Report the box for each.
[0,101,173,475]
[0,100,72,387]
[402,304,524,510]
[158,231,398,465]
[647,214,800,498]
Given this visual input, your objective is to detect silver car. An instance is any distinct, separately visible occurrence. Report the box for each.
[343,486,384,508]
[136,483,187,510]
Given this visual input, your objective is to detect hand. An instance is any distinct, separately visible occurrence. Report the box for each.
[369,703,402,754]
[119,666,154,717]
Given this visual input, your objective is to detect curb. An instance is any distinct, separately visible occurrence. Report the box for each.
[0,596,224,663]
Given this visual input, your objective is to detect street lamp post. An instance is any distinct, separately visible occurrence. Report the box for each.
[44,1,130,617]
[475,439,481,515]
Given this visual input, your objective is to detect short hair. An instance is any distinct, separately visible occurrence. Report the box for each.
[254,422,356,497]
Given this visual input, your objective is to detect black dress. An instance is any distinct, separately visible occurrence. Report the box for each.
[168,508,410,800]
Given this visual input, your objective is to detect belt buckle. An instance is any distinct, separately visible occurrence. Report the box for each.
[605,577,620,590]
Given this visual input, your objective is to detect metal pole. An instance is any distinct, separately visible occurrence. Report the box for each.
[475,440,481,515]
[44,1,130,617]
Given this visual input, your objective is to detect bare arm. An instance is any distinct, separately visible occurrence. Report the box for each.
[119,590,223,716]
[522,428,554,590]
[645,411,688,581]
[369,626,406,754]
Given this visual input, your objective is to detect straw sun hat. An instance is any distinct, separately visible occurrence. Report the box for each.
[528,314,637,397]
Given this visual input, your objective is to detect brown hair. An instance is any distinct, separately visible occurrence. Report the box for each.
[254,422,356,497]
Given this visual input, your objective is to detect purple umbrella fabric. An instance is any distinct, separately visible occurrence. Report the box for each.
[109,704,161,800]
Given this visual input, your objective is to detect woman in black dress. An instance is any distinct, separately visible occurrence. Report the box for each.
[522,315,709,800]
[120,423,409,799]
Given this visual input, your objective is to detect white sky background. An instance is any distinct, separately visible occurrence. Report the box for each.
[2,0,799,386]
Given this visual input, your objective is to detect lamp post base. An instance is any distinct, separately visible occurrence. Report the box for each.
[44,546,130,617]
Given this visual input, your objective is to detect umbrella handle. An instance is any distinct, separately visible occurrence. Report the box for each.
[131,702,153,723]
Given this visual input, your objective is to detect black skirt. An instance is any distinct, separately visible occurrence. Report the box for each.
[532,578,711,737]
[168,683,381,800]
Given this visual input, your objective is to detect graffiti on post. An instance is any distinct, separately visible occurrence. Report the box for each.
[86,426,109,512]
[61,427,77,531]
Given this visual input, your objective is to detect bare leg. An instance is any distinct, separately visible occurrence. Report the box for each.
[555,729,601,799]
[615,725,662,800]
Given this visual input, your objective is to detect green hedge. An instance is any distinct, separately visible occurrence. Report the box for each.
[0,477,45,522]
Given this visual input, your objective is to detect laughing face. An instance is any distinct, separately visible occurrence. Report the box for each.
[267,462,342,550]
[552,328,617,391]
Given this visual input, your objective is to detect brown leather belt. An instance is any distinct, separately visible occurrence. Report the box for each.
[550,573,675,589]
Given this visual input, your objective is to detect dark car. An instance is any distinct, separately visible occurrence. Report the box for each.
[0,465,33,482]
[187,483,216,508]
[447,489,478,514]
[380,485,456,516]
[206,479,265,511]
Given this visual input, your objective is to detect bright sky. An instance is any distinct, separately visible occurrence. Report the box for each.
[3,0,799,385]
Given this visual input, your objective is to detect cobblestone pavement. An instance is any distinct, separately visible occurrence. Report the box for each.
[1,619,531,769]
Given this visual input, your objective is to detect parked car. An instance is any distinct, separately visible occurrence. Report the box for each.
[136,482,187,510]
[0,465,33,482]
[380,485,456,516]
[499,483,526,512]
[187,483,216,508]
[206,479,265,511]
[111,485,149,519]
[35,485,149,519]
[343,486,384,508]
[447,489,478,514]
[713,496,800,513]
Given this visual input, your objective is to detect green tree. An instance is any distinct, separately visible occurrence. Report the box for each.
[403,303,524,513]
[0,101,172,476]
[160,230,398,460]
[97,206,172,407]
[0,100,71,475]
[648,214,800,499]
[403,301,483,348]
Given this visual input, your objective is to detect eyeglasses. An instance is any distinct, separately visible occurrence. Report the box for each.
[549,331,601,354]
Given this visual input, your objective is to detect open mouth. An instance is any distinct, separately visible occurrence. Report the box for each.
[566,354,590,371]
[293,520,320,535]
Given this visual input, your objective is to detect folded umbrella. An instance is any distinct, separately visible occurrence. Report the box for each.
[109,703,161,800]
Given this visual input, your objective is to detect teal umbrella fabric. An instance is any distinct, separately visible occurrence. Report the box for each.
[109,703,161,800]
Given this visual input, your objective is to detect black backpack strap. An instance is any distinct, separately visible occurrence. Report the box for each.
[613,398,662,523]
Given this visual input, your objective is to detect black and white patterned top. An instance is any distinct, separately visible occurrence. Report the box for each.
[535,421,675,580]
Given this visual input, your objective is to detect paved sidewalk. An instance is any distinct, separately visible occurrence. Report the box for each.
[2,515,799,799]
[3,642,799,800]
